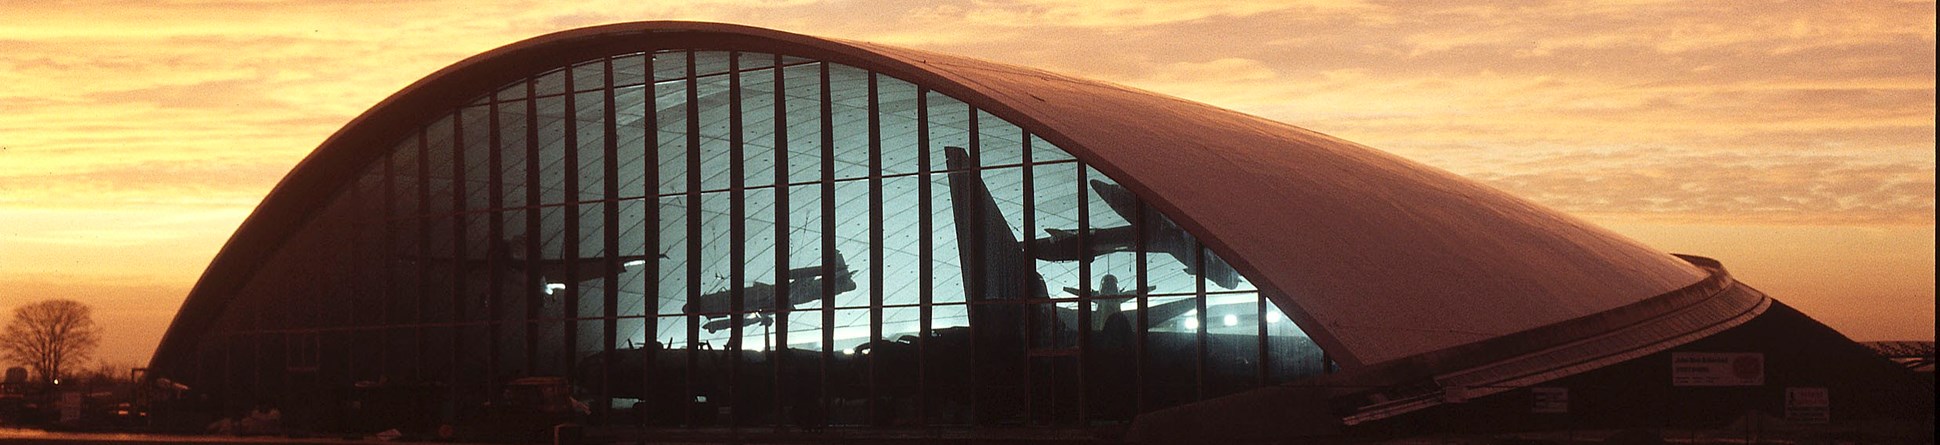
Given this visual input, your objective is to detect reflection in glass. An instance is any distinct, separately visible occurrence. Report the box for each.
[195,48,1332,434]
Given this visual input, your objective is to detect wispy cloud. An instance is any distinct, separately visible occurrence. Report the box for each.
[1468,149,1935,225]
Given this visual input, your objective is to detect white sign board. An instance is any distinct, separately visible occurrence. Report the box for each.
[1785,387,1830,424]
[1531,387,1569,414]
[1671,352,1764,386]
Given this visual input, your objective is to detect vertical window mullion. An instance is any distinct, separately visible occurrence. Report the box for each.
[682,50,704,428]
[769,53,791,424]
[601,56,623,416]
[523,77,543,377]
[726,51,747,427]
[380,138,395,377]
[962,107,982,422]
[1257,289,1269,387]
[817,61,838,420]
[865,72,885,424]
[1072,156,1089,425]
[1194,245,1208,402]
[449,109,467,402]
[562,64,582,379]
[414,128,430,381]
[1133,200,1148,414]
[914,87,932,426]
[640,51,661,427]
[486,87,504,393]
[1019,125,1036,424]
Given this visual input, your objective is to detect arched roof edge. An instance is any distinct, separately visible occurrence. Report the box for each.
[149,21,1325,373]
[150,21,1714,377]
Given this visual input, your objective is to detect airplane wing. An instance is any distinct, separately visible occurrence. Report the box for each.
[1160,247,1241,290]
[1200,255,1241,289]
[1087,179,1142,222]
[1061,285,1157,297]
[1085,182,1242,290]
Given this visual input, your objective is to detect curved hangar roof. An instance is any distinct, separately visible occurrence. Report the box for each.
[156,22,1722,373]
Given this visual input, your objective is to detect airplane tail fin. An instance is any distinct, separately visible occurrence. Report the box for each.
[829,248,858,292]
[945,146,1048,301]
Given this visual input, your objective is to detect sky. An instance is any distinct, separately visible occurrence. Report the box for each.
[0,0,1933,369]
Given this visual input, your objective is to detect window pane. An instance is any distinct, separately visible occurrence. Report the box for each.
[745,187,779,314]
[571,60,604,94]
[499,99,531,208]
[657,196,690,316]
[827,64,872,180]
[880,176,922,307]
[499,209,532,323]
[740,57,779,188]
[576,89,607,201]
[533,68,566,97]
[695,61,734,192]
[787,182,829,307]
[695,191,732,314]
[831,180,871,308]
[614,83,651,199]
[617,199,651,317]
[928,173,964,304]
[460,105,494,211]
[535,95,569,205]
[782,62,823,184]
[656,56,689,194]
[389,217,421,325]
[1033,162,1082,297]
[389,137,420,218]
[1205,292,1261,397]
[925,93,969,173]
[576,203,607,319]
[424,216,455,324]
[877,75,921,176]
[1031,134,1073,162]
[1264,299,1323,383]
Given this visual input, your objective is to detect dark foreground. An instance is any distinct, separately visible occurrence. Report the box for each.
[5,423,1934,445]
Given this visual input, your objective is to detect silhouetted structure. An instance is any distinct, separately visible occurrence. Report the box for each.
[148,22,1931,441]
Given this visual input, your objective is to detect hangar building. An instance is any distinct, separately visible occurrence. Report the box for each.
[149,22,1931,441]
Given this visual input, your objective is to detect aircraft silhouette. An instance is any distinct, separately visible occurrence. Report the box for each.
[402,236,661,297]
[1030,180,1242,289]
[683,248,857,333]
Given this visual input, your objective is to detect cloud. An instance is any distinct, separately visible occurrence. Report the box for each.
[1,1,1929,223]
[1465,149,1935,225]
[908,0,1370,29]
[0,0,1930,359]
[0,158,290,208]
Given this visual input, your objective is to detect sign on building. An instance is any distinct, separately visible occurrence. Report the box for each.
[1785,387,1830,424]
[1671,352,1764,386]
[1531,387,1569,414]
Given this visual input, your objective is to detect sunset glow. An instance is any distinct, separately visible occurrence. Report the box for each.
[1,0,1932,367]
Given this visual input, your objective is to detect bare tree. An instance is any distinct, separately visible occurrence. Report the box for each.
[1,299,102,383]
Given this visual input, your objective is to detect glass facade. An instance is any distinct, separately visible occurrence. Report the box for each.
[189,49,1331,430]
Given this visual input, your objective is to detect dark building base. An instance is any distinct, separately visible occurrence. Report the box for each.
[1125,300,1936,443]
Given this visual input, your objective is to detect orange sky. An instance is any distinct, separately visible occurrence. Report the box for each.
[1,1,1933,369]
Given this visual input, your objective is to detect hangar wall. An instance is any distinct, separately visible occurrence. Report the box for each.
[176,48,1330,429]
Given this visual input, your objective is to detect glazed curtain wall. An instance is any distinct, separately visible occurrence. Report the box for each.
[191,49,1331,428]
